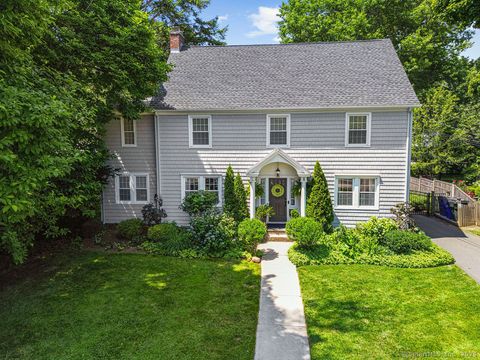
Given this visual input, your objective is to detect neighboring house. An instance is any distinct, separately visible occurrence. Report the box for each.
[101,29,420,227]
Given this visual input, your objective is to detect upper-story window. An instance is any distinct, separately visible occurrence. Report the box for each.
[121,118,136,147]
[115,173,149,204]
[267,114,290,148]
[334,176,379,209]
[345,113,371,147]
[189,115,212,148]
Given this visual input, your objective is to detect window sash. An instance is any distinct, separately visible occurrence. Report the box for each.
[189,116,211,147]
[122,118,136,146]
[359,178,376,206]
[205,177,219,203]
[269,117,287,145]
[135,176,148,202]
[267,115,290,147]
[337,178,353,206]
[119,176,131,201]
[184,177,199,196]
[346,113,370,146]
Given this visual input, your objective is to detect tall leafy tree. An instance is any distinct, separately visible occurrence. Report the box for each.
[142,0,227,47]
[306,161,334,230]
[412,85,459,177]
[278,0,473,94]
[0,0,169,264]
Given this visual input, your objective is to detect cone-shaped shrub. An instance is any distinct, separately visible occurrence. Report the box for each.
[306,161,334,231]
[234,173,248,223]
[224,165,236,216]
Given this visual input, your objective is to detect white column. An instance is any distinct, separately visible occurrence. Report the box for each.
[249,177,256,219]
[300,177,307,217]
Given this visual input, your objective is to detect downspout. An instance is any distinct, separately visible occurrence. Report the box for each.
[154,114,161,197]
[405,108,413,203]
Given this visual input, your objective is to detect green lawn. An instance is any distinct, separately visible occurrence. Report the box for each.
[467,228,480,237]
[299,265,480,359]
[0,252,260,360]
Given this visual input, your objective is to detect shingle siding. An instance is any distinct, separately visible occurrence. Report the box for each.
[102,115,157,223]
[102,110,408,226]
[155,110,408,227]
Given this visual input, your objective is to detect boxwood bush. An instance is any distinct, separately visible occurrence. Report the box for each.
[382,230,433,254]
[142,222,192,256]
[117,218,144,242]
[286,217,324,249]
[148,223,180,242]
[238,218,267,254]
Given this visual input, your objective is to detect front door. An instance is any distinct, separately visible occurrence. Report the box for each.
[269,178,287,223]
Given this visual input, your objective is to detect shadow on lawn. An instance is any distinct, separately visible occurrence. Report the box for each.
[305,298,379,344]
[0,252,261,360]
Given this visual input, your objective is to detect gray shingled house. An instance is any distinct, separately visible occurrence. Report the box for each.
[101,29,420,227]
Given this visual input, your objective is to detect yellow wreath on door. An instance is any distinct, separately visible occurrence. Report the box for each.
[271,183,285,197]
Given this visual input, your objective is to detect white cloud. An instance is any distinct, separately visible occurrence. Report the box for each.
[218,14,228,23]
[247,6,280,38]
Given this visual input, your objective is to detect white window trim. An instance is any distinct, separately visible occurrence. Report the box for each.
[120,118,137,147]
[345,112,371,147]
[115,172,149,204]
[180,174,223,206]
[188,115,212,148]
[266,114,291,148]
[334,175,380,210]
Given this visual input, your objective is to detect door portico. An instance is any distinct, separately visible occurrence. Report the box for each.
[246,149,310,222]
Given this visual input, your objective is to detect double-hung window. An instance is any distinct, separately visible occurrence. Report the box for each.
[267,114,290,147]
[335,176,379,209]
[121,118,136,147]
[181,175,222,205]
[189,115,212,148]
[116,173,149,204]
[345,113,371,147]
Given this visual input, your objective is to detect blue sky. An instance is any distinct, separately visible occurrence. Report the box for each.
[203,0,479,59]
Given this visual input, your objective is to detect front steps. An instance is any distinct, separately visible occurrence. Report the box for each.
[266,229,291,242]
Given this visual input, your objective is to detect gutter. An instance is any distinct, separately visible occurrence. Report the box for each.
[405,108,413,202]
[154,114,161,197]
[152,104,422,116]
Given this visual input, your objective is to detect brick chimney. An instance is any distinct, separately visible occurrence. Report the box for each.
[169,27,184,53]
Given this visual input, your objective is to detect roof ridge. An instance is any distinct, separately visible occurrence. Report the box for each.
[184,39,391,49]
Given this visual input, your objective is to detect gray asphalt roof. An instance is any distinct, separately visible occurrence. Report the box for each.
[147,39,420,111]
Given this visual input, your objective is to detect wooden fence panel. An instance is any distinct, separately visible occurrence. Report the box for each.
[457,202,480,227]
[410,177,475,202]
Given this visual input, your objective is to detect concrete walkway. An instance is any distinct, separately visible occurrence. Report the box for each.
[255,242,310,360]
[415,215,480,284]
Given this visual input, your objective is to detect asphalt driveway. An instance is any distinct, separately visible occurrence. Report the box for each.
[414,215,480,284]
